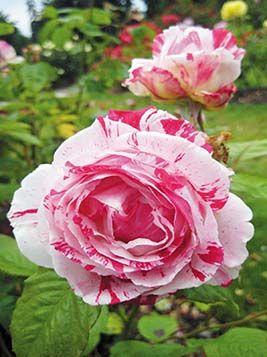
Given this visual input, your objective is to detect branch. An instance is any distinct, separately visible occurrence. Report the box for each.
[181,310,267,339]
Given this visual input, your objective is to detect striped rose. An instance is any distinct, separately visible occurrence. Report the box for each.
[8,107,253,305]
[124,26,245,110]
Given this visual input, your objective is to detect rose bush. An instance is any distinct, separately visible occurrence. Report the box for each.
[8,107,253,305]
[124,26,245,110]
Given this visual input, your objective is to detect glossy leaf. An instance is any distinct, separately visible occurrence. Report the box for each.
[11,270,101,357]
[137,313,178,343]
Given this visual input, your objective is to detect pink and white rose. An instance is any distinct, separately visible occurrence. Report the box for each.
[8,107,253,305]
[124,26,245,110]
[0,40,17,67]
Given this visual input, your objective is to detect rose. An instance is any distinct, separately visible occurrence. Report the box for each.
[124,26,245,110]
[8,107,253,305]
[221,1,248,21]
[0,41,17,67]
[119,22,161,46]
[161,14,181,26]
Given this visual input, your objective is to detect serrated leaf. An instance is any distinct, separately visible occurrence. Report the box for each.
[11,270,101,357]
[0,234,37,276]
[111,340,198,357]
[204,328,267,357]
[137,313,178,343]
[178,285,239,317]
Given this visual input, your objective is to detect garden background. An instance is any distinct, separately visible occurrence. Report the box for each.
[0,0,267,356]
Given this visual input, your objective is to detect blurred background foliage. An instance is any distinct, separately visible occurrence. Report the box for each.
[0,0,267,356]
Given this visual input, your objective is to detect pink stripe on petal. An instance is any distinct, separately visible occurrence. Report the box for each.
[198,245,224,265]
[130,66,185,100]
[108,107,154,130]
[190,264,206,281]
[9,208,38,219]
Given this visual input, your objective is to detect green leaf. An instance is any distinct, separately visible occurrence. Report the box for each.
[6,131,42,145]
[0,234,37,276]
[51,27,72,48]
[137,313,178,343]
[229,139,267,162]
[231,173,267,200]
[39,19,59,43]
[82,305,109,355]
[11,270,101,357]
[111,341,198,357]
[20,62,57,92]
[103,312,124,335]
[0,294,17,330]
[0,183,19,203]
[79,23,103,37]
[178,285,239,317]
[0,22,15,35]
[204,328,267,357]
[87,8,111,25]
[41,6,58,19]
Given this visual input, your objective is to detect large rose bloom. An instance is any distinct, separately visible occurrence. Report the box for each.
[124,26,245,110]
[8,107,253,305]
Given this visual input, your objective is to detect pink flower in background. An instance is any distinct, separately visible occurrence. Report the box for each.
[161,14,181,26]
[0,40,17,67]
[119,22,161,45]
[8,107,253,305]
[124,26,245,110]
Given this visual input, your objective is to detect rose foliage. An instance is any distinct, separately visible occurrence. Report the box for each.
[8,107,253,305]
[124,26,245,110]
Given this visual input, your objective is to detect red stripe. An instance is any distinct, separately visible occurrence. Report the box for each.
[9,208,38,219]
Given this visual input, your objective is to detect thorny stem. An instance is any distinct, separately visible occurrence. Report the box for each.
[181,309,267,339]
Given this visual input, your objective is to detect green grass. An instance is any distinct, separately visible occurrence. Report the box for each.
[205,103,267,142]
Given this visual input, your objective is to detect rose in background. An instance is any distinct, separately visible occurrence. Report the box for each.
[0,40,17,68]
[8,107,253,305]
[104,22,161,64]
[221,1,248,22]
[124,26,245,111]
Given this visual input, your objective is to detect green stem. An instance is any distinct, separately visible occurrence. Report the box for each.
[181,310,267,339]
[121,305,139,340]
